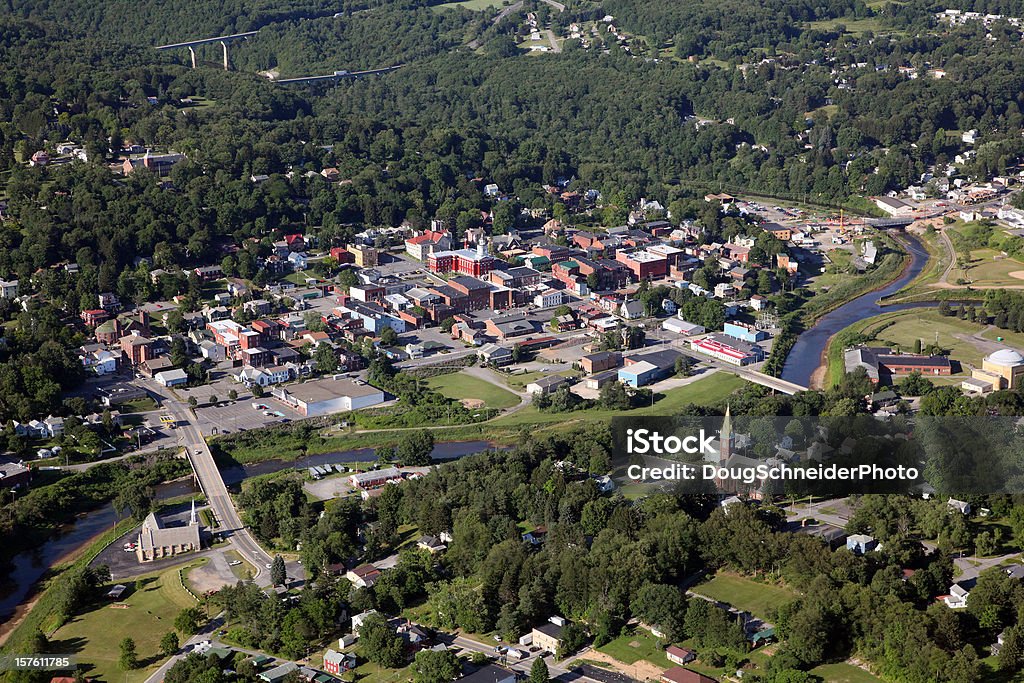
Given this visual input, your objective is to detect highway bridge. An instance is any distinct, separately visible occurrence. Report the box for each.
[865,216,915,228]
[155,31,260,70]
[155,388,272,584]
[274,64,404,84]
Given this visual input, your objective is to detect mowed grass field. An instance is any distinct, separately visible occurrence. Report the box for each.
[693,572,797,620]
[597,628,673,668]
[431,0,503,11]
[425,372,521,409]
[809,663,884,682]
[489,372,746,428]
[957,247,1024,287]
[49,560,204,683]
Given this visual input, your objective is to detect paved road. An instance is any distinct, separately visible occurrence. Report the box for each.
[153,385,273,586]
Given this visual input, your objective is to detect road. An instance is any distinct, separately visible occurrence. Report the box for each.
[153,384,273,585]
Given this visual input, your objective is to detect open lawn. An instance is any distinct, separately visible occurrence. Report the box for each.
[805,16,891,34]
[490,372,746,428]
[957,248,1024,287]
[807,248,855,293]
[284,269,320,285]
[809,663,883,682]
[119,397,159,413]
[426,373,521,409]
[597,628,673,669]
[431,0,504,11]
[693,572,797,620]
[351,660,414,683]
[49,560,204,683]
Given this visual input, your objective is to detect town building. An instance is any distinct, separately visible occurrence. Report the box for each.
[662,319,705,336]
[661,667,717,683]
[428,244,495,277]
[723,321,769,343]
[350,467,404,489]
[155,368,188,387]
[579,351,622,374]
[844,346,952,383]
[972,348,1024,390]
[690,334,765,366]
[0,461,31,488]
[531,618,565,653]
[271,377,385,417]
[873,196,914,217]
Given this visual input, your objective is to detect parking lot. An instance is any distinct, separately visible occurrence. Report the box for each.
[191,396,303,435]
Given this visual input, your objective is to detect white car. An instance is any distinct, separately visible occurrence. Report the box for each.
[228,560,241,566]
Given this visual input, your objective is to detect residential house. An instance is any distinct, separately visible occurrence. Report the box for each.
[323,649,357,675]
[346,563,382,588]
[846,534,878,555]
[665,646,697,665]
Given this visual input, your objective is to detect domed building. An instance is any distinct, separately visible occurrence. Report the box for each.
[972,348,1024,390]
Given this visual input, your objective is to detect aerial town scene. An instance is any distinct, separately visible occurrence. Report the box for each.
[5,0,1024,682]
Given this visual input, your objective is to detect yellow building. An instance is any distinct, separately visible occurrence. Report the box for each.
[347,244,379,268]
[530,620,564,653]
[973,348,1024,390]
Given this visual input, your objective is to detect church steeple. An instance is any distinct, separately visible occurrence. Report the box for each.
[720,403,733,465]
[189,499,197,526]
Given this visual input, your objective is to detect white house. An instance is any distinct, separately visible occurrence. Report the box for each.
[947,498,971,515]
[944,583,970,609]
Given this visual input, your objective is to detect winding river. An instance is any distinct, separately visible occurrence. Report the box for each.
[780,232,934,387]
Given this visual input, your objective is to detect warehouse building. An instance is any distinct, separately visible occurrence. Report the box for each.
[271,376,385,417]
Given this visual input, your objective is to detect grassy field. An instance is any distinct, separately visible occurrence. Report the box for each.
[119,397,159,413]
[284,269,321,285]
[431,0,504,11]
[805,16,891,34]
[693,572,797,620]
[489,372,746,428]
[49,560,204,683]
[596,627,673,669]
[808,248,855,293]
[809,663,884,682]
[425,373,521,409]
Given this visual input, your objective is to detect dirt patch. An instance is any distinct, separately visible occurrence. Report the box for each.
[574,650,665,681]
[1009,271,1024,280]
[460,398,486,409]
[187,559,235,595]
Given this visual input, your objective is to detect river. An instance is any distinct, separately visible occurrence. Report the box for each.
[780,232,934,387]
[0,440,497,630]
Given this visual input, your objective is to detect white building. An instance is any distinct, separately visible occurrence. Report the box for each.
[155,368,188,387]
[271,376,385,417]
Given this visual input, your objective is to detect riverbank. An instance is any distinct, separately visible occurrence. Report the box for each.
[0,515,138,650]
[781,231,930,387]
[0,486,200,651]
